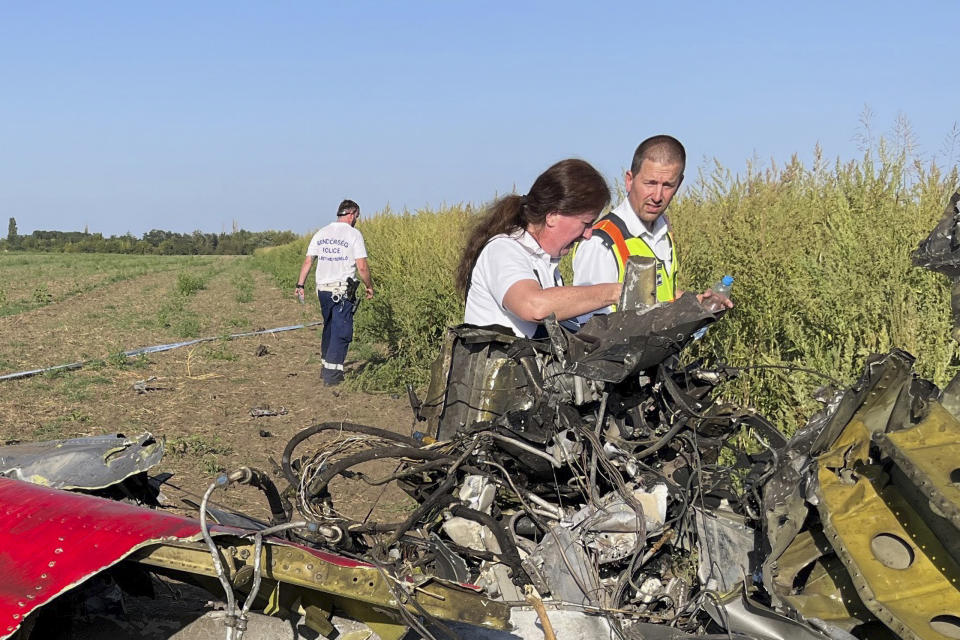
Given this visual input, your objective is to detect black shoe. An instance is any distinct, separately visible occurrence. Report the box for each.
[323,371,344,386]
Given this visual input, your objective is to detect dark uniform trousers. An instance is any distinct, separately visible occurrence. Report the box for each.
[318,290,355,385]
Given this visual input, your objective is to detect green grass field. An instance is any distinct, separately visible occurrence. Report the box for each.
[0,254,222,319]
[0,254,267,371]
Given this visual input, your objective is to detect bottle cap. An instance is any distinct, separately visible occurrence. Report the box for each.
[721,275,734,286]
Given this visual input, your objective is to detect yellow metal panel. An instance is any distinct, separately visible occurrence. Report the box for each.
[129,539,511,631]
[775,529,870,626]
[883,402,960,528]
[817,462,960,639]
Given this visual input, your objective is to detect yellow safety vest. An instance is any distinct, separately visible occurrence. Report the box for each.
[591,213,678,305]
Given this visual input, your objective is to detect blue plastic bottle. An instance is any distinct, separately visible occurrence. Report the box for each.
[704,275,733,313]
[693,275,733,340]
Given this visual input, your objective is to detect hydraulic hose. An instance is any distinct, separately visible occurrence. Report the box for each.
[348,458,452,486]
[281,422,421,487]
[233,466,291,525]
[304,445,453,499]
[199,472,243,640]
[449,504,529,586]
[633,418,687,460]
[237,521,318,640]
[381,475,458,547]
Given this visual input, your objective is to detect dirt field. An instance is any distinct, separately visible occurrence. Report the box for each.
[0,254,418,522]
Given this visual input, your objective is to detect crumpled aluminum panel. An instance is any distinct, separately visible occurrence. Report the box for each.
[0,432,163,490]
[421,325,542,440]
[911,190,960,278]
[566,293,712,383]
[912,190,960,342]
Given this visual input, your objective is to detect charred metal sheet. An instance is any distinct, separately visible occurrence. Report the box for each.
[421,325,542,440]
[912,190,960,343]
[422,297,714,440]
[565,293,713,383]
[0,432,163,490]
[911,190,960,278]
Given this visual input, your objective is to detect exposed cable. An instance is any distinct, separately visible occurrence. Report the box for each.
[0,321,323,382]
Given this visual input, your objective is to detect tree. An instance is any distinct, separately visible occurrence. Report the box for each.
[7,218,17,241]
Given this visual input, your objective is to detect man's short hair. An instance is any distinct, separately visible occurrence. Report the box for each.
[337,199,359,217]
[630,135,686,174]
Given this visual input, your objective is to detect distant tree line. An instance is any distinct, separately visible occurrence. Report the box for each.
[2,218,296,255]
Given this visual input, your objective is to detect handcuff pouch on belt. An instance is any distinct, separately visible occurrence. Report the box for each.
[325,278,361,306]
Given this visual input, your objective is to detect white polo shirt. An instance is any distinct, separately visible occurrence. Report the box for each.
[573,198,673,318]
[463,230,562,338]
[306,221,367,288]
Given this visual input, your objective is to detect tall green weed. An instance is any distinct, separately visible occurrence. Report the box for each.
[252,241,308,290]
[253,144,960,437]
[175,272,207,296]
[672,144,960,432]
[351,206,471,388]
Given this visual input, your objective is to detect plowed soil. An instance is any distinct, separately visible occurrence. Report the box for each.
[0,255,417,522]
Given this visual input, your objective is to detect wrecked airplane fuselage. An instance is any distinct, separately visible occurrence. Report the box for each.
[289,325,958,638]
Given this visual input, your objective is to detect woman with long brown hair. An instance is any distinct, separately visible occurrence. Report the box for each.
[456,159,621,338]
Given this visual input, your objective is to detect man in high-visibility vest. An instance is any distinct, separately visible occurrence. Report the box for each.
[574,135,731,320]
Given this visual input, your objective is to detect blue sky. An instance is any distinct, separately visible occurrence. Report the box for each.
[1,2,958,237]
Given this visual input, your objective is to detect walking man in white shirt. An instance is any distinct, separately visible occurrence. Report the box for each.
[295,199,374,386]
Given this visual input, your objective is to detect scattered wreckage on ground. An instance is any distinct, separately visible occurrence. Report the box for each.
[2,192,960,640]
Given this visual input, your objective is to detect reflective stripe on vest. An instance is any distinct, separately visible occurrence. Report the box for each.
[592,214,678,305]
